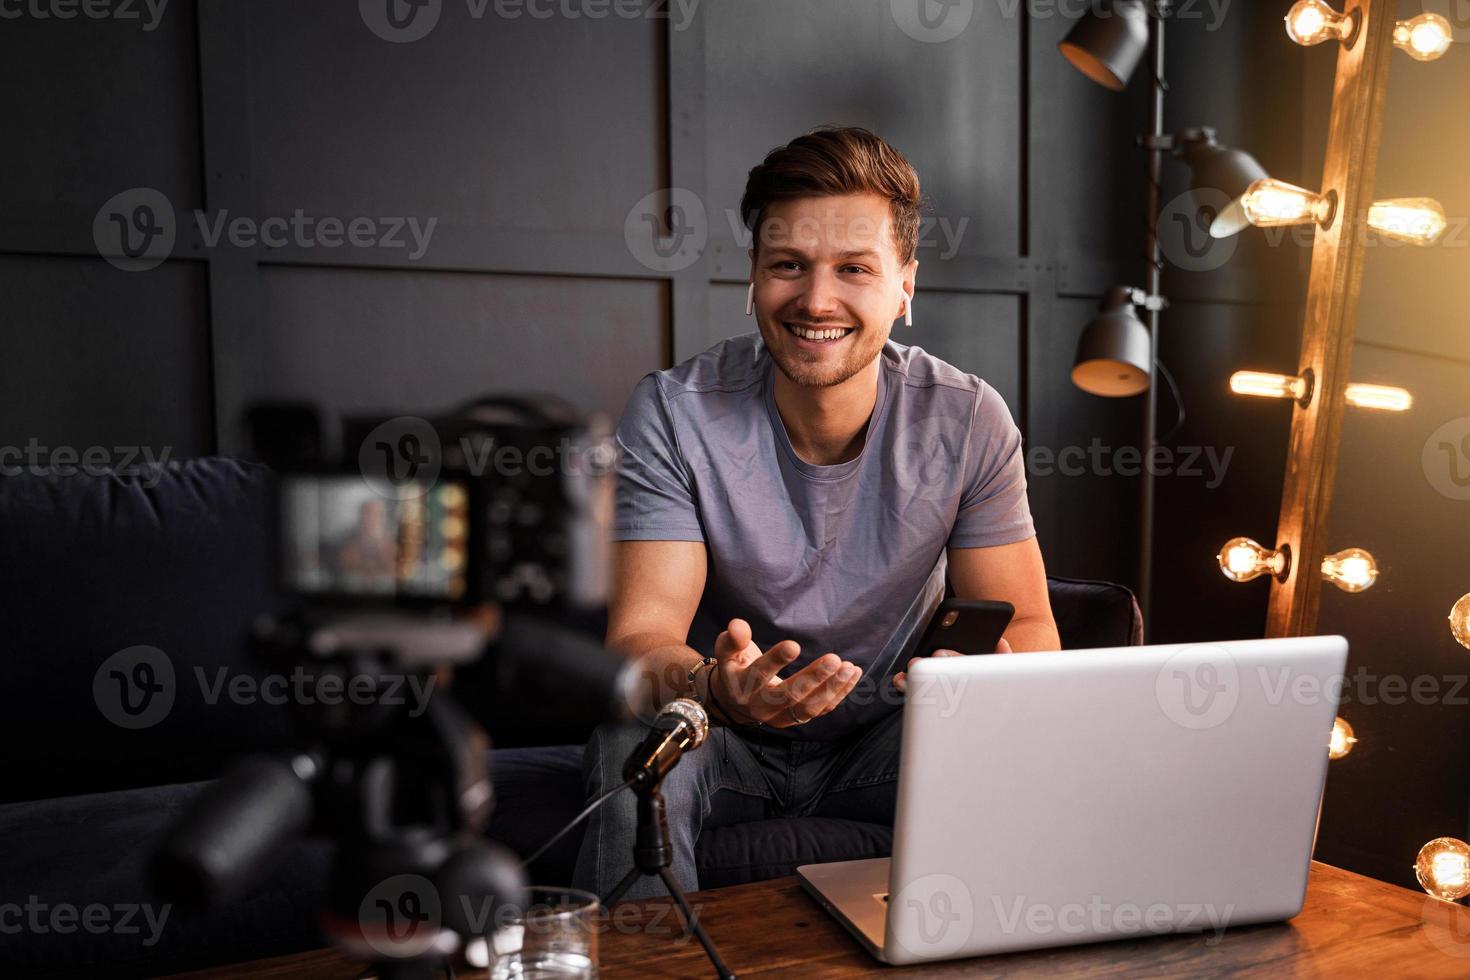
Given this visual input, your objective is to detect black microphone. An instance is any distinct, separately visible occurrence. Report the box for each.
[622,698,709,787]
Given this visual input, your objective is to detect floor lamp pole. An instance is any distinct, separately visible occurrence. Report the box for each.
[1139,9,1167,637]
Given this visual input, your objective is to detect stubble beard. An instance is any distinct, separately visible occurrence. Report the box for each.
[764,325,888,389]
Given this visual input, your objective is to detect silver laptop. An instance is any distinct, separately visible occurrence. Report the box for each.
[797,636,1348,966]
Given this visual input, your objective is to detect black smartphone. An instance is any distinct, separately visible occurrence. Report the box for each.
[909,598,1015,659]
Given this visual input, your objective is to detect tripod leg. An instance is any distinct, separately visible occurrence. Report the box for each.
[657,866,737,980]
[602,865,644,907]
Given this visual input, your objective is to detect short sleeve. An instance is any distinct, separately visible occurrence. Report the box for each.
[613,374,705,542]
[947,383,1036,549]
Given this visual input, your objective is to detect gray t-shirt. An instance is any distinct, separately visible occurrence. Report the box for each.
[614,333,1035,739]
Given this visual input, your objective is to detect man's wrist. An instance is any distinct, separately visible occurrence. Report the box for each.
[700,663,741,727]
[687,656,716,701]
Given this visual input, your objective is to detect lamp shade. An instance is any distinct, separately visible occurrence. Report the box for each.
[1071,286,1152,397]
[1178,140,1271,238]
[1058,1,1151,91]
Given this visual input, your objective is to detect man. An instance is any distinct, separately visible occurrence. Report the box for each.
[573,127,1059,901]
[333,497,397,589]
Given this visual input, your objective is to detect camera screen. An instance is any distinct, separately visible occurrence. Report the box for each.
[280,475,469,601]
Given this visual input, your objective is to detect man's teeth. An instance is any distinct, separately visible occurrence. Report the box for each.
[788,324,852,342]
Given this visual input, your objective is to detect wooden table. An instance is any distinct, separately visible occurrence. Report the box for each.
[174,862,1470,978]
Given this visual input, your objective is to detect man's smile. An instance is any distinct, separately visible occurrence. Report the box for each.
[783,321,856,346]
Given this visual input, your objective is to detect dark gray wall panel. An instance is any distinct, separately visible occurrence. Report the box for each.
[898,292,1022,421]
[701,282,753,354]
[0,0,202,223]
[1038,10,1144,271]
[0,256,212,456]
[244,1,663,233]
[705,0,1021,259]
[254,266,665,422]
[1150,299,1295,645]
[1315,342,1470,887]
[1354,40,1470,365]
[1032,296,1143,588]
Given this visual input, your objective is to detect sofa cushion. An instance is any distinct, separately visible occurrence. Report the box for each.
[0,459,290,803]
[0,746,591,977]
[0,781,329,978]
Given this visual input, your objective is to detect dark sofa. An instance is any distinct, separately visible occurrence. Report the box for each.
[0,459,1140,976]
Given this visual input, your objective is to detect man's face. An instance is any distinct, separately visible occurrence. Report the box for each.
[749,192,917,389]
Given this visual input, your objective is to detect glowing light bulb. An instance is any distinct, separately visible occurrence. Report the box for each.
[1285,0,1354,46]
[1344,383,1413,412]
[1217,537,1287,583]
[1368,198,1448,246]
[1328,716,1356,760]
[1449,593,1470,650]
[1394,13,1453,62]
[1416,838,1470,902]
[1321,548,1378,593]
[1230,371,1308,401]
[1241,179,1333,229]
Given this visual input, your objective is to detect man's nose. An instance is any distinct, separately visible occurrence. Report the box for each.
[798,268,841,318]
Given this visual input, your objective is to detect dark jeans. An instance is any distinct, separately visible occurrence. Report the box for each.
[572,707,903,900]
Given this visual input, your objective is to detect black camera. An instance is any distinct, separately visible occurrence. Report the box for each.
[152,396,628,977]
[254,395,616,612]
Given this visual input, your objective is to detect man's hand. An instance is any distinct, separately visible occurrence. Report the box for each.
[891,637,1013,693]
[708,618,863,728]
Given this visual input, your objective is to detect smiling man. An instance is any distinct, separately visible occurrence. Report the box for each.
[573,127,1059,900]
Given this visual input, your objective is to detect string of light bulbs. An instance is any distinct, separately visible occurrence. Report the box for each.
[1273,1,1469,905]
[1227,370,1412,411]
[1215,537,1379,593]
[1285,1,1454,62]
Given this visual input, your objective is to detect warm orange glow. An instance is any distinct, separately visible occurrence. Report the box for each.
[1241,179,1332,229]
[1217,537,1287,583]
[1394,13,1453,62]
[1368,198,1448,246]
[1416,838,1470,901]
[1449,594,1470,651]
[1328,717,1357,760]
[1321,548,1378,593]
[1285,0,1353,46]
[1344,383,1413,412]
[1230,371,1307,401]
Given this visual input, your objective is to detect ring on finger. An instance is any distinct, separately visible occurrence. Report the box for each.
[787,705,807,726]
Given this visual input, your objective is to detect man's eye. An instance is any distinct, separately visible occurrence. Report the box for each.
[771,261,802,272]
[841,265,871,275]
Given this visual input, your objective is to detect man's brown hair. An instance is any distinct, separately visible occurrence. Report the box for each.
[740,126,924,264]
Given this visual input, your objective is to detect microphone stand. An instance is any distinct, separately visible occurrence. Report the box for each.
[521,700,735,979]
[602,778,737,980]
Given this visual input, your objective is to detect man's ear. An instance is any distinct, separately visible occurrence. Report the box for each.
[900,258,919,314]
[747,247,756,281]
